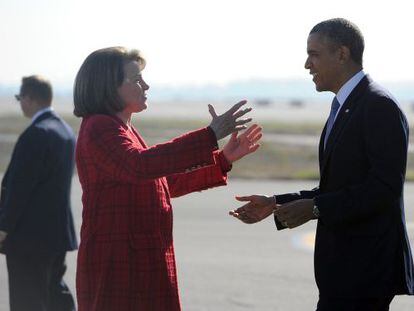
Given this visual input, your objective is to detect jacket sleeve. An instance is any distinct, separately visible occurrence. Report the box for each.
[0,127,47,233]
[166,150,232,198]
[84,116,219,181]
[314,97,408,228]
[274,187,320,230]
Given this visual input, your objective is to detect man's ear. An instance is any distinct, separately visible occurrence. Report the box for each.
[338,45,351,64]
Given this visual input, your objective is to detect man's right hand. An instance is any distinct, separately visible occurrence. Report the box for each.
[229,195,276,224]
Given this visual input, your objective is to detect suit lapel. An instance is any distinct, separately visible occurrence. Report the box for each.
[318,124,327,167]
[319,75,371,176]
[130,126,148,148]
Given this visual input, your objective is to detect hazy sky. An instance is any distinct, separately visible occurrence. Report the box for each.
[0,0,413,87]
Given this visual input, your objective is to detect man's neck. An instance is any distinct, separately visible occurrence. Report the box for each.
[333,65,363,94]
[30,106,52,123]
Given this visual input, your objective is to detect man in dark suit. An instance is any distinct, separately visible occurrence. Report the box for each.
[0,75,78,311]
[230,18,414,310]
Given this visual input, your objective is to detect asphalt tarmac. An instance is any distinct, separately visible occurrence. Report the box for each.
[0,178,413,310]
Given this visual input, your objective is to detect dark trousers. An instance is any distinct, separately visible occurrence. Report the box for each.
[6,251,75,311]
[316,295,394,311]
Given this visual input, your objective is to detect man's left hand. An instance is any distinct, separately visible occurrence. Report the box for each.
[274,199,314,229]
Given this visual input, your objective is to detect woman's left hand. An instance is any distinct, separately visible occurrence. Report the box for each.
[222,124,262,164]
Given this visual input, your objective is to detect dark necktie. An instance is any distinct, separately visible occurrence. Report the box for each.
[324,97,340,149]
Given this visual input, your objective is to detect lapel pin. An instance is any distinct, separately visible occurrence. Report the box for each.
[345,109,350,113]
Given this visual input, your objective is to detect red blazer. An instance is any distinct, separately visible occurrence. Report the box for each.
[76,114,231,311]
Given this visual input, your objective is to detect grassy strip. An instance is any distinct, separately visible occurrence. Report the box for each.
[1,114,414,181]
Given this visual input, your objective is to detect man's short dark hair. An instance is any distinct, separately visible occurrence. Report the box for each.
[20,75,53,106]
[73,46,146,117]
[310,18,364,66]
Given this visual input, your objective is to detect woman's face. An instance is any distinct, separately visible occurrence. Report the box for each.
[118,60,149,113]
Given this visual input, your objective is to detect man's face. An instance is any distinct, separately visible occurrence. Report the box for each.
[304,33,343,93]
[15,90,36,118]
[18,94,32,117]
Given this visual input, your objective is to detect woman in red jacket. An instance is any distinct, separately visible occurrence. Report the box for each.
[73,46,262,311]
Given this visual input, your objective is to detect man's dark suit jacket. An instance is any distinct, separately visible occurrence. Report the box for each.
[275,75,414,298]
[0,110,78,255]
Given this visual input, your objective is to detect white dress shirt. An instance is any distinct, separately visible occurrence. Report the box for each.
[31,106,53,124]
[333,70,365,121]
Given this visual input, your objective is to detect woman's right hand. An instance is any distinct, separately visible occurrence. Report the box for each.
[208,100,252,140]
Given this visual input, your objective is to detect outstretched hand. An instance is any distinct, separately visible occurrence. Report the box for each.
[223,124,262,163]
[229,195,275,224]
[208,100,252,140]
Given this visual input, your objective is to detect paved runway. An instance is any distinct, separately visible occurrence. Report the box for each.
[0,178,413,310]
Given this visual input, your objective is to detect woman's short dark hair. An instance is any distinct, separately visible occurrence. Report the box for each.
[73,47,146,117]
[310,18,364,66]
[21,75,53,106]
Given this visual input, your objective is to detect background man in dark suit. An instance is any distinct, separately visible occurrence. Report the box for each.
[0,75,78,311]
[230,18,414,310]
